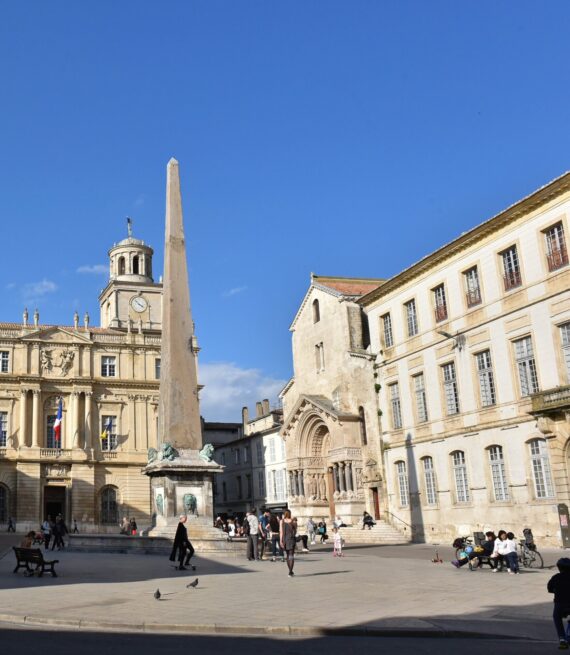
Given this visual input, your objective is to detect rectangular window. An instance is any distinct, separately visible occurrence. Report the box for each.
[101,356,116,377]
[246,474,252,498]
[442,362,460,415]
[514,336,539,396]
[243,447,249,463]
[46,415,57,449]
[452,451,470,502]
[389,383,402,430]
[413,373,428,423]
[476,350,496,407]
[314,342,325,372]
[280,437,286,460]
[530,439,555,499]
[433,284,448,322]
[405,300,418,337]
[221,451,226,466]
[545,222,568,272]
[561,323,570,383]
[222,481,227,502]
[422,457,437,506]
[155,358,161,379]
[271,471,277,500]
[463,267,482,307]
[101,416,117,451]
[488,446,509,501]
[501,245,522,291]
[256,441,264,464]
[236,476,242,499]
[0,411,7,447]
[234,449,241,465]
[268,438,276,463]
[0,351,9,373]
[275,469,285,499]
[396,461,409,507]
[258,470,265,497]
[382,313,394,348]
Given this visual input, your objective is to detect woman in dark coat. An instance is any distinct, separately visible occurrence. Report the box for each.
[169,514,195,571]
[280,510,297,578]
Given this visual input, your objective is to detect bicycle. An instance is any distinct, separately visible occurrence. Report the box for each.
[518,539,543,569]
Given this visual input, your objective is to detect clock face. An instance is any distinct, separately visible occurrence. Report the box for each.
[131,296,148,313]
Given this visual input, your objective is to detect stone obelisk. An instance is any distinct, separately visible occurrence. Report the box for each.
[159,158,202,450]
[144,159,223,539]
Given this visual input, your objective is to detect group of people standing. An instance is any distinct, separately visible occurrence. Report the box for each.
[119,516,138,536]
[40,515,69,550]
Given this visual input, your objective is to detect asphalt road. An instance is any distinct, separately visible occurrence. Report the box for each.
[0,624,557,655]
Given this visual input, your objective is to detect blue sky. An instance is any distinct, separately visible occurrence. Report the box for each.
[2,2,570,420]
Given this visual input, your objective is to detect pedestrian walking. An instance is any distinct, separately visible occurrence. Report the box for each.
[41,516,52,550]
[169,514,194,571]
[7,516,16,532]
[246,509,259,561]
[306,517,316,545]
[548,557,570,649]
[280,510,297,577]
[72,518,79,533]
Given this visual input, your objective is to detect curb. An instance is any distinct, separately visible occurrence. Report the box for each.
[0,613,538,640]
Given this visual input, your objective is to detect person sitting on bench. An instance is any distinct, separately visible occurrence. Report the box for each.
[452,531,496,569]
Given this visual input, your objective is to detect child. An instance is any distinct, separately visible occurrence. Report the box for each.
[548,557,570,649]
[504,532,520,574]
[332,527,343,557]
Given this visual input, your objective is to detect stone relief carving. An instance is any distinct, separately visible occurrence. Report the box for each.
[308,475,318,499]
[183,493,198,515]
[155,493,164,516]
[318,475,327,501]
[44,464,70,478]
[40,349,75,376]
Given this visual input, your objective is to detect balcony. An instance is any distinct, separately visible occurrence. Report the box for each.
[466,288,482,308]
[503,270,522,291]
[547,245,569,272]
[531,385,570,414]
[40,448,71,459]
[434,304,448,323]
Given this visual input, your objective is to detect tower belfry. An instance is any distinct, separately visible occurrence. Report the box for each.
[98,217,162,330]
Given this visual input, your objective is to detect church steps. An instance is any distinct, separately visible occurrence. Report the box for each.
[339,521,410,545]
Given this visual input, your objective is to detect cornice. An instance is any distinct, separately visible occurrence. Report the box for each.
[360,171,570,306]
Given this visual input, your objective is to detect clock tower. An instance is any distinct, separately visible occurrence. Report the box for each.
[99,221,163,330]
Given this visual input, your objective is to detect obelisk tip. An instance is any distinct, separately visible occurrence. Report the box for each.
[168,157,179,167]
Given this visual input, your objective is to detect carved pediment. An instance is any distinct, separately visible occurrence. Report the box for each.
[22,327,92,344]
[281,394,359,437]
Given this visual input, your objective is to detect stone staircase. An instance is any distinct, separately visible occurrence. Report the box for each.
[339,520,410,545]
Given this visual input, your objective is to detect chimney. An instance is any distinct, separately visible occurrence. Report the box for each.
[262,399,270,415]
[242,406,249,427]
[255,401,263,418]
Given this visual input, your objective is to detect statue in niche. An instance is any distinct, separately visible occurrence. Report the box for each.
[318,475,327,501]
[183,493,197,515]
[355,468,363,489]
[199,443,215,462]
[156,493,164,516]
[308,475,318,499]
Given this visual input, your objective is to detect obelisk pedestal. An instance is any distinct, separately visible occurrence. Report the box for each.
[143,159,224,542]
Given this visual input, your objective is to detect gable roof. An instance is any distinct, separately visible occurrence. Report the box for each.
[360,170,570,306]
[289,274,385,331]
[280,393,359,437]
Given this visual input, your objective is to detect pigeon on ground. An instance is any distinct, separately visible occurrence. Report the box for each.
[154,589,161,600]
[186,578,199,589]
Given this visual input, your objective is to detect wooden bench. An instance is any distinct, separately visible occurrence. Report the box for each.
[13,547,59,577]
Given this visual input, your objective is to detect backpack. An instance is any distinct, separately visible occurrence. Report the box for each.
[242,518,250,535]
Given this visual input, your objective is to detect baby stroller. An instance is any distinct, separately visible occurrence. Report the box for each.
[523,528,536,551]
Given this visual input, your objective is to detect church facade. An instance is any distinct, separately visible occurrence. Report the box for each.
[0,230,163,532]
[280,275,386,526]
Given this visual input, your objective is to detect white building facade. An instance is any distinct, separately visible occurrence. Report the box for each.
[361,172,570,546]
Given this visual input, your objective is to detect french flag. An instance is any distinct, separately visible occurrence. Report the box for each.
[54,398,63,446]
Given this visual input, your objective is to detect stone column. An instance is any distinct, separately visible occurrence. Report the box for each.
[72,391,80,448]
[346,462,354,492]
[299,470,305,496]
[84,392,93,450]
[129,395,137,450]
[31,389,40,447]
[339,462,346,492]
[328,466,335,493]
[288,471,294,497]
[19,389,28,447]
